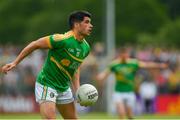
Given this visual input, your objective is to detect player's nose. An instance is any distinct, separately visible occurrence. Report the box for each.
[90,23,93,28]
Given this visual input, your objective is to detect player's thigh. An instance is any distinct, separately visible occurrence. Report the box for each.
[56,102,78,119]
[113,92,126,114]
[56,88,77,119]
[35,82,58,118]
[40,101,56,119]
[125,92,136,109]
[115,101,126,115]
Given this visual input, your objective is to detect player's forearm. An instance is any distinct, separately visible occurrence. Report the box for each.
[13,41,39,65]
[96,70,110,81]
[72,69,80,92]
[73,79,80,93]
[148,62,161,68]
[140,61,167,69]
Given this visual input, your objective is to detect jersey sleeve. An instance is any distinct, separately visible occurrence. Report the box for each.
[131,59,140,70]
[49,34,65,49]
[108,60,118,72]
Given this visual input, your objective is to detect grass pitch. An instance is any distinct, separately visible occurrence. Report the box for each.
[0,112,180,119]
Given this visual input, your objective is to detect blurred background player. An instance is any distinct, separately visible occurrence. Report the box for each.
[1,10,93,119]
[96,47,167,119]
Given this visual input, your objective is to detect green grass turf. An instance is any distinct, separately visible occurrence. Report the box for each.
[0,112,180,119]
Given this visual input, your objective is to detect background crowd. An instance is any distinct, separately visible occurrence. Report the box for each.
[0,43,180,114]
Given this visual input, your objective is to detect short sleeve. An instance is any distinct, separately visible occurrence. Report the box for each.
[131,59,139,70]
[108,61,117,72]
[49,34,65,49]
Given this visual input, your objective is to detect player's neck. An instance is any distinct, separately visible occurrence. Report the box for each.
[71,30,84,42]
[119,58,129,63]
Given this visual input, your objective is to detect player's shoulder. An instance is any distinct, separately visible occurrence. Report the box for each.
[52,31,74,41]
[127,58,139,64]
[109,59,120,66]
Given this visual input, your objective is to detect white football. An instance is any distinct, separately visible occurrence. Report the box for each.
[76,84,98,106]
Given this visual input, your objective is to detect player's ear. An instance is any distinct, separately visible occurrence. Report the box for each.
[74,22,80,28]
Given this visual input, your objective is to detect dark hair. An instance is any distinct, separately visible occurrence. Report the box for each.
[119,47,128,54]
[68,10,91,29]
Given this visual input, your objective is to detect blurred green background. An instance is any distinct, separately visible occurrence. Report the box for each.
[0,0,180,48]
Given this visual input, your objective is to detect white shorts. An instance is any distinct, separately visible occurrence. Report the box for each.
[113,92,136,109]
[35,82,74,104]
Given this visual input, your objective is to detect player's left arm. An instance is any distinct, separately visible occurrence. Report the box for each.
[139,61,167,69]
[72,68,80,93]
[1,36,51,74]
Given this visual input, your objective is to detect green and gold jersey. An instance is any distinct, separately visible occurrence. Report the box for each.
[109,59,139,92]
[37,31,90,92]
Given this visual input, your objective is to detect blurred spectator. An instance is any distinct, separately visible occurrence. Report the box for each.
[0,45,44,96]
[2,70,19,96]
[20,66,36,96]
[167,65,180,94]
[139,79,157,114]
[93,42,105,57]
[80,52,98,84]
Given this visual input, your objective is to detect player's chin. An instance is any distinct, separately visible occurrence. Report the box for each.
[83,33,90,36]
[87,31,92,36]
[86,33,91,36]
[83,30,91,36]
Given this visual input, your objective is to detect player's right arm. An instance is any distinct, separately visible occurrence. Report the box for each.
[96,59,119,85]
[96,69,111,85]
[1,36,51,74]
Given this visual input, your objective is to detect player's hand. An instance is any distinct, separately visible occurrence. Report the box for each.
[1,62,16,74]
[160,63,168,69]
[76,100,88,107]
[79,103,88,107]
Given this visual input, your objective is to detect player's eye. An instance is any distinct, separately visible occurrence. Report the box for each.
[84,20,90,24]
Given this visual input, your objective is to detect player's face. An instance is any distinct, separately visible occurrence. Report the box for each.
[120,51,129,60]
[77,17,93,36]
